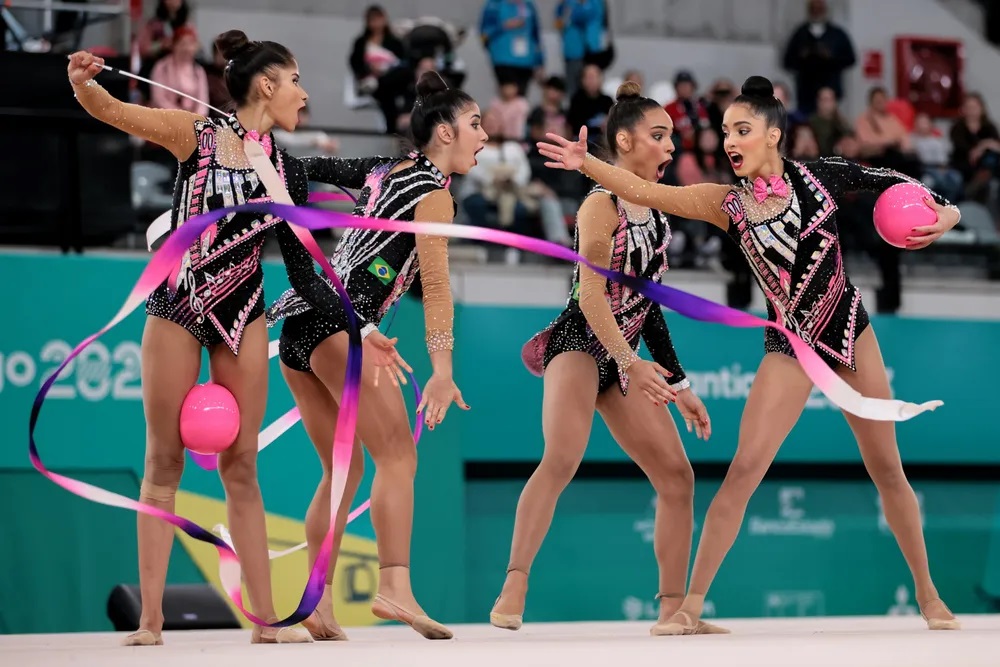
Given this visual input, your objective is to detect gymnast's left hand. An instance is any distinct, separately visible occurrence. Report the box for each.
[364,331,412,388]
[906,198,961,250]
[416,374,470,430]
[674,389,711,441]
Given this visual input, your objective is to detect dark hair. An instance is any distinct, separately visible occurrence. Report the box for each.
[156,0,189,27]
[408,71,475,150]
[868,86,887,102]
[734,75,788,151]
[215,30,295,107]
[605,81,663,159]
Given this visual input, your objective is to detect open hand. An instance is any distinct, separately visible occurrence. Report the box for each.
[674,388,712,440]
[905,197,961,250]
[416,374,470,430]
[364,330,412,388]
[627,359,678,406]
[67,51,104,85]
[537,126,589,171]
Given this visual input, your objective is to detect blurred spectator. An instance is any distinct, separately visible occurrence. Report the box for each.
[789,124,821,160]
[774,80,807,132]
[150,24,208,116]
[479,0,544,96]
[273,106,340,157]
[460,109,535,263]
[705,78,735,149]
[529,76,570,138]
[566,63,614,144]
[397,16,468,88]
[138,0,190,65]
[855,86,921,177]
[782,0,856,115]
[396,57,437,134]
[910,112,963,204]
[676,127,731,186]
[490,81,531,141]
[809,86,851,156]
[664,69,710,153]
[479,0,545,95]
[621,69,644,93]
[949,92,1000,209]
[555,0,614,97]
[349,4,412,134]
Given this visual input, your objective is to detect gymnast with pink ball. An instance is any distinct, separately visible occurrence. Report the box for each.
[537,74,963,634]
[67,29,405,646]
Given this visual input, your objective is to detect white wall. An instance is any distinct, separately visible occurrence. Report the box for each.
[843,0,1000,119]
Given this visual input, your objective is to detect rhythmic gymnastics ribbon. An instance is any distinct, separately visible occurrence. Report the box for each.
[30,199,942,627]
[28,187,367,629]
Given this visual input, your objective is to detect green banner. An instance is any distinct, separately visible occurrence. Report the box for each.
[465,479,1000,623]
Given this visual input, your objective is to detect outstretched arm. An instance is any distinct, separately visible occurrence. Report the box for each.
[301,156,398,190]
[68,51,200,161]
[537,127,733,229]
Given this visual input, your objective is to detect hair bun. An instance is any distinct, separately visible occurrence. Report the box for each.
[615,80,642,103]
[741,75,774,100]
[416,71,449,98]
[215,29,252,61]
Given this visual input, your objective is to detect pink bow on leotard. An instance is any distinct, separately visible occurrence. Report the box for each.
[752,174,789,203]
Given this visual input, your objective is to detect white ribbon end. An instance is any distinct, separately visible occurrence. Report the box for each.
[898,399,944,421]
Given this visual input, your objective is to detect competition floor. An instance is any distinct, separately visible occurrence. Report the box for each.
[4,615,999,667]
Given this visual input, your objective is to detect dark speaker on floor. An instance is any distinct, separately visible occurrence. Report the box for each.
[107,584,242,631]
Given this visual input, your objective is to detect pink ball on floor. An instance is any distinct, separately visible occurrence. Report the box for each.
[873,182,938,249]
[179,382,240,455]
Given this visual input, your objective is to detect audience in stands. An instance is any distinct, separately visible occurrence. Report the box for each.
[348,4,412,134]
[149,24,208,117]
[479,0,545,96]
[782,0,857,115]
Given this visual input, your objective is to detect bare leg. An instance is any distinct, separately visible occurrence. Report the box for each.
[309,332,450,639]
[280,361,365,640]
[660,352,814,634]
[124,317,202,646]
[491,352,599,629]
[837,327,959,629]
[209,317,311,644]
[596,385,727,635]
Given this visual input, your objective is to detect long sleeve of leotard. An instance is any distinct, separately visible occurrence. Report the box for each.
[301,156,398,190]
[71,79,200,161]
[273,222,368,332]
[807,156,959,210]
[579,153,733,229]
[576,192,642,373]
[640,304,689,389]
[414,189,457,365]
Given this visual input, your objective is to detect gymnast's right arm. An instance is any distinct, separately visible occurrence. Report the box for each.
[578,154,733,230]
[68,51,200,162]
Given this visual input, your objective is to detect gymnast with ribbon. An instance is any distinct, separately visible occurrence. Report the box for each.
[536,75,963,634]
[64,30,405,645]
[264,70,487,641]
[490,81,726,636]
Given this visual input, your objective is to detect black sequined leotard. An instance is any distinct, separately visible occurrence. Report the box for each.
[72,79,390,354]
[267,151,456,373]
[578,155,959,371]
[522,187,689,394]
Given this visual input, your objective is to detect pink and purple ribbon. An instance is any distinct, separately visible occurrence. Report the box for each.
[30,197,943,628]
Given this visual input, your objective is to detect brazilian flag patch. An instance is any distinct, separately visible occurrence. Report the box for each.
[367,257,397,285]
[571,282,580,301]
